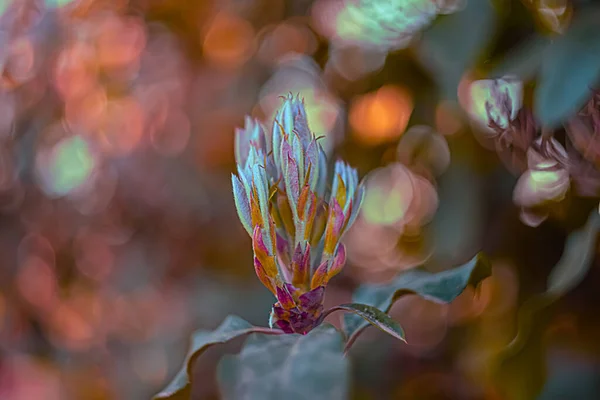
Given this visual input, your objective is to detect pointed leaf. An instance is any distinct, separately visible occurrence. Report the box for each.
[154,316,282,400]
[344,253,491,340]
[232,174,252,235]
[535,7,600,127]
[323,303,405,344]
[217,324,349,400]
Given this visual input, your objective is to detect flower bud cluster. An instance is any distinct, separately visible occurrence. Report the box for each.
[232,94,364,334]
[468,76,523,134]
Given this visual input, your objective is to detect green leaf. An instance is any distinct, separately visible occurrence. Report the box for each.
[322,303,405,343]
[538,356,600,400]
[535,7,600,127]
[217,324,349,400]
[344,253,491,341]
[429,162,484,267]
[418,0,497,99]
[547,210,600,295]
[154,316,282,400]
[493,210,600,400]
[490,34,550,81]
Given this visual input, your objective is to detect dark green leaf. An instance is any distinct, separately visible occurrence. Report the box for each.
[490,34,550,81]
[322,303,405,343]
[217,324,349,400]
[535,7,600,127]
[344,253,491,340]
[493,210,600,400]
[547,210,600,295]
[154,316,281,400]
[538,355,600,400]
[418,0,497,99]
[429,162,484,267]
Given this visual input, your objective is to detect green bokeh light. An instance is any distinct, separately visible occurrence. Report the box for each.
[0,0,12,17]
[45,0,78,9]
[362,183,410,225]
[49,136,95,196]
[331,0,439,50]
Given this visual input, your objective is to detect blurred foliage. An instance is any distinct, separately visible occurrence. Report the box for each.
[218,324,348,400]
[535,7,600,127]
[156,256,488,399]
[493,211,600,400]
[1,0,600,399]
[344,253,491,343]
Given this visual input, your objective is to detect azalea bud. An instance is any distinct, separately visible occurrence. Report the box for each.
[232,93,364,334]
[468,76,523,131]
[513,138,570,211]
[234,116,267,169]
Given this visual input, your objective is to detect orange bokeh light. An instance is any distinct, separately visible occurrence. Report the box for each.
[95,16,146,70]
[17,255,58,311]
[2,37,36,87]
[203,12,256,68]
[150,108,191,156]
[49,301,95,351]
[257,21,316,65]
[350,85,413,145]
[65,84,107,132]
[74,229,114,282]
[96,97,145,155]
[54,42,98,101]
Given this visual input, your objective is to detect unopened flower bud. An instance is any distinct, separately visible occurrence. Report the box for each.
[232,94,365,334]
[468,76,523,132]
[513,138,570,209]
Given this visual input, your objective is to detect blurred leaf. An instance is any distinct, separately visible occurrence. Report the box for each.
[154,316,282,400]
[535,7,600,127]
[538,353,600,400]
[493,294,555,400]
[493,210,600,400]
[217,324,349,400]
[429,161,484,266]
[490,34,550,81]
[532,0,573,34]
[396,125,451,177]
[343,253,491,343]
[548,210,600,294]
[323,303,405,343]
[418,0,497,99]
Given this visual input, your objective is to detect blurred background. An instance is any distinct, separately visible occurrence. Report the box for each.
[1,0,600,399]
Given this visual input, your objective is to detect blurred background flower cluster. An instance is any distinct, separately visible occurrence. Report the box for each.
[1,0,600,399]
